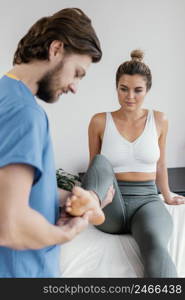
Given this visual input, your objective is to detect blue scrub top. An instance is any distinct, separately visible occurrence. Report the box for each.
[0,75,60,277]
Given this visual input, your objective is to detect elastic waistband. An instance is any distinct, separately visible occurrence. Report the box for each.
[117,180,157,196]
[117,180,155,186]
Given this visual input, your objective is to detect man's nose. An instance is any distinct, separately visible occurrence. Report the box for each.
[69,82,78,94]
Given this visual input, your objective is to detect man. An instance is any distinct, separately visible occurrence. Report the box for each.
[0,8,111,278]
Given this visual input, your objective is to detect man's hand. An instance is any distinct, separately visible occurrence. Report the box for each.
[56,207,92,241]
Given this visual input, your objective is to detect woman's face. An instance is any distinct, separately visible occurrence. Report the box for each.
[117,74,147,111]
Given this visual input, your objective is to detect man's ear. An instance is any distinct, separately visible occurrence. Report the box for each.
[48,40,64,61]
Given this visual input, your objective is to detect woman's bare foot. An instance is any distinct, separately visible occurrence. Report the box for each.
[65,185,115,225]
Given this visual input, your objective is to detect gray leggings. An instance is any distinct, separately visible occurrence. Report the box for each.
[81,154,177,278]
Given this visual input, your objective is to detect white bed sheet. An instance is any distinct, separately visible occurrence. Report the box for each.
[60,196,185,277]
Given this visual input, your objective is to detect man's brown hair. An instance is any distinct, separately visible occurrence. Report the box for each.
[13,8,102,64]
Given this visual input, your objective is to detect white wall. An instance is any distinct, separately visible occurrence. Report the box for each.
[1,0,185,174]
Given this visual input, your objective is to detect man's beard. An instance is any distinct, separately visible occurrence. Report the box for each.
[36,61,64,103]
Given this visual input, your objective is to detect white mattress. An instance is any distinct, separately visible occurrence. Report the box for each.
[60,196,185,277]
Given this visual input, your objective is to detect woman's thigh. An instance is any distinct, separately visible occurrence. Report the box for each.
[131,200,173,247]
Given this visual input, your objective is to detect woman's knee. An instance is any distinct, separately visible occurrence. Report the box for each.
[90,154,114,173]
[142,227,171,249]
[158,206,174,237]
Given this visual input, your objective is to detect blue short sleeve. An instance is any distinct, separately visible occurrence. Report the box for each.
[0,105,47,183]
[0,76,60,278]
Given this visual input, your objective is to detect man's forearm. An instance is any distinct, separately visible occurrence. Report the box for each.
[0,206,80,250]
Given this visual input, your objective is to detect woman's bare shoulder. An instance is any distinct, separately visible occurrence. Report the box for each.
[89,112,107,127]
[153,110,168,136]
[89,112,111,137]
[91,112,106,120]
[153,110,168,124]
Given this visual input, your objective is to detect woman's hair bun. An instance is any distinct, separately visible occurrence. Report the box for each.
[130,49,144,62]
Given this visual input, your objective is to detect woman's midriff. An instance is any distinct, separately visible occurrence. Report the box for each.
[115,172,156,181]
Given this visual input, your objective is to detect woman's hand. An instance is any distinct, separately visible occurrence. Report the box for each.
[165,195,185,205]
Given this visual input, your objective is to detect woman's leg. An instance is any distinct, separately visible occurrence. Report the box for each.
[81,154,126,233]
[131,200,177,277]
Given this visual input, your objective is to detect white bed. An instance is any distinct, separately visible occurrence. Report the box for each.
[60,195,185,278]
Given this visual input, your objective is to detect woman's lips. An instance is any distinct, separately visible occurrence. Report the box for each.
[125,102,135,106]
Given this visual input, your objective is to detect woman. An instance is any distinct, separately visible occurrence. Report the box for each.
[67,50,185,277]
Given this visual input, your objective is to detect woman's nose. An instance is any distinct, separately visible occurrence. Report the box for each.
[127,90,134,99]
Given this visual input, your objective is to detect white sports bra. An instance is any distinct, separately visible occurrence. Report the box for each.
[100,110,160,173]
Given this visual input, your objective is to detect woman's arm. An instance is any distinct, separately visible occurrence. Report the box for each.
[88,112,115,207]
[88,113,106,163]
[156,113,185,205]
